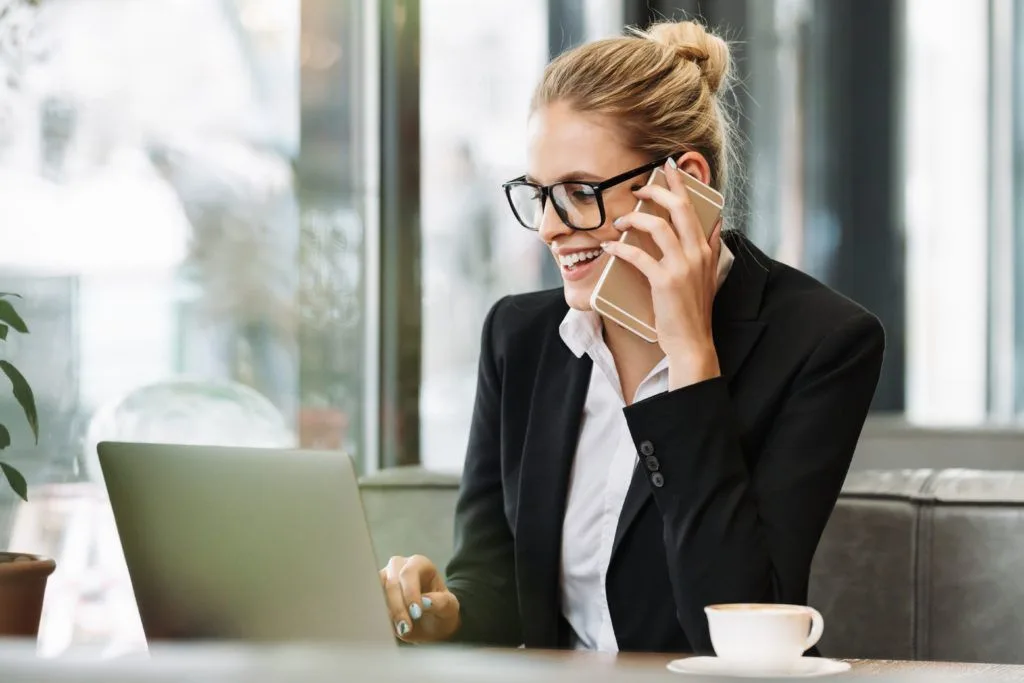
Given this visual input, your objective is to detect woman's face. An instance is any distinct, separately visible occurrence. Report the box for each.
[526,102,653,311]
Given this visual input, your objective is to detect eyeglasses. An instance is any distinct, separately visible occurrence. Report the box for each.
[501,154,679,231]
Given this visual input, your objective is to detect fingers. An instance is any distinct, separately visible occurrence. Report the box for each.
[635,161,709,253]
[381,559,413,639]
[422,589,459,622]
[634,183,702,253]
[399,555,435,621]
[600,238,660,280]
[381,555,448,642]
[420,589,462,641]
[612,210,682,263]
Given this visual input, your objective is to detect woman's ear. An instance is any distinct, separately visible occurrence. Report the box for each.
[676,151,712,186]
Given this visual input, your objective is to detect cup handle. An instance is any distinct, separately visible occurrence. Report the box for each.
[803,607,824,651]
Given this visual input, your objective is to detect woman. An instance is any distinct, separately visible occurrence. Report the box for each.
[380,19,884,654]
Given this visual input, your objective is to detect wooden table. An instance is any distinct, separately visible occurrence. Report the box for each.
[2,641,1024,682]
[469,650,1024,681]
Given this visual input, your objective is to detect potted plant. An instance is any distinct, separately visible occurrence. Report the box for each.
[0,292,55,639]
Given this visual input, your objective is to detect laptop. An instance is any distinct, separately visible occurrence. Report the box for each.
[96,441,396,646]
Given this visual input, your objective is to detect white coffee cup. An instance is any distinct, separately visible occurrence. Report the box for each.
[704,603,824,672]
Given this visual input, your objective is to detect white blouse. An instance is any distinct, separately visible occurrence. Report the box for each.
[558,243,735,651]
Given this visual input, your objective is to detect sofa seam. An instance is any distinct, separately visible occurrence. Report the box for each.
[913,470,940,660]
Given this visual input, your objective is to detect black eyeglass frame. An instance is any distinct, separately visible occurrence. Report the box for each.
[501,153,682,231]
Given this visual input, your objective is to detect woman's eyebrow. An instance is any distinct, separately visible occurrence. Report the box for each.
[525,170,604,184]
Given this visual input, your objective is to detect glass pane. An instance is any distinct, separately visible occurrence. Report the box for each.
[418,0,621,471]
[1015,0,1024,415]
[0,0,367,654]
[901,0,989,423]
[743,0,998,421]
[297,0,370,464]
[419,0,548,472]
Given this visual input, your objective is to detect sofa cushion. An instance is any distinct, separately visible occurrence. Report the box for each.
[810,469,933,660]
[920,470,1024,663]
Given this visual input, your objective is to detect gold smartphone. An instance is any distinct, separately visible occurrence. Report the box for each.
[590,167,724,343]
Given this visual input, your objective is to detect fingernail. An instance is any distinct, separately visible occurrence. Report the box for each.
[613,217,624,227]
[422,596,433,610]
[409,603,423,620]
[600,242,610,249]
[666,157,678,170]
[396,620,410,637]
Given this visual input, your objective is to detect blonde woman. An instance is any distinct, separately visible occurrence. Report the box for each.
[381,19,884,654]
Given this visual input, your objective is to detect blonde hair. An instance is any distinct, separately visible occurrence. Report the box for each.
[532,20,738,198]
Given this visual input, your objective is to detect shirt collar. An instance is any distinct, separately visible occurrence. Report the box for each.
[559,307,603,359]
[716,240,735,289]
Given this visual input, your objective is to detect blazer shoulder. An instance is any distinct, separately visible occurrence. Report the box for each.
[761,261,885,349]
[485,289,567,355]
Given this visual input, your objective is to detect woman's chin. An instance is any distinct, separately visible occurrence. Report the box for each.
[562,283,596,312]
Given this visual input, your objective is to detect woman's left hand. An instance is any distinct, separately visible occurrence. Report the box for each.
[599,159,723,390]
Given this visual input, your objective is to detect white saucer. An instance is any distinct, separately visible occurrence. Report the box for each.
[666,656,851,678]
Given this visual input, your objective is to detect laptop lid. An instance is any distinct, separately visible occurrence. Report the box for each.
[96,442,395,646]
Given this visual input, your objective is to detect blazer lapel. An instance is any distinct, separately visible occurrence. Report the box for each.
[709,233,770,383]
[515,330,592,648]
[610,232,769,561]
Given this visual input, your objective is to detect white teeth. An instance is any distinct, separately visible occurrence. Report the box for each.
[558,249,602,268]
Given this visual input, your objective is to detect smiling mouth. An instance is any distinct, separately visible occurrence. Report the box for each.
[558,249,603,271]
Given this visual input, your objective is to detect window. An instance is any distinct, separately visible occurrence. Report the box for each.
[741,0,1020,424]
[902,0,990,423]
[0,0,374,654]
[418,0,622,472]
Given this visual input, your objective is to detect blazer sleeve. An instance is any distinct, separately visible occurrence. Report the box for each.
[444,297,523,646]
[621,310,885,653]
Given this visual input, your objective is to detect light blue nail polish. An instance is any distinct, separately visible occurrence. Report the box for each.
[613,217,624,227]
[422,596,433,609]
[409,603,423,620]
[396,620,410,637]
[666,156,678,170]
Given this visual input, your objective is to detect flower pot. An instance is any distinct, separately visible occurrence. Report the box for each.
[299,407,349,450]
[0,552,56,639]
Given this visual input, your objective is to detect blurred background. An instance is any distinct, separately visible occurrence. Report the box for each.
[0,0,1020,656]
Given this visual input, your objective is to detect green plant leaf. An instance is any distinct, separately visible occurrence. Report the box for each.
[0,424,8,449]
[0,463,27,502]
[0,361,37,442]
[0,299,28,334]
[0,324,6,341]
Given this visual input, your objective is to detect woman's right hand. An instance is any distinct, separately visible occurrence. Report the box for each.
[380,555,461,642]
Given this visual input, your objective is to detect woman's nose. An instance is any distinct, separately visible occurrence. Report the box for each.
[537,200,571,243]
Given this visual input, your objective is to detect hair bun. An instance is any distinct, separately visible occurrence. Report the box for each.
[641,20,730,94]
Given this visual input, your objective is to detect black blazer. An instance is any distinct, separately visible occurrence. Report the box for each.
[444,232,885,653]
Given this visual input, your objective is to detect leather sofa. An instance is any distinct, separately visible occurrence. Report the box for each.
[359,467,1024,663]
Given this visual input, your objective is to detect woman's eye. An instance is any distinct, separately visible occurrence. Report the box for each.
[566,184,597,203]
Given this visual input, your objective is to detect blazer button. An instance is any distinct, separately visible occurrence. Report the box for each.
[644,455,660,472]
[651,472,665,488]
[639,440,655,457]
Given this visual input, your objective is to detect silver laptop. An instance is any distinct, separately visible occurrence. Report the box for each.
[96,441,396,646]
